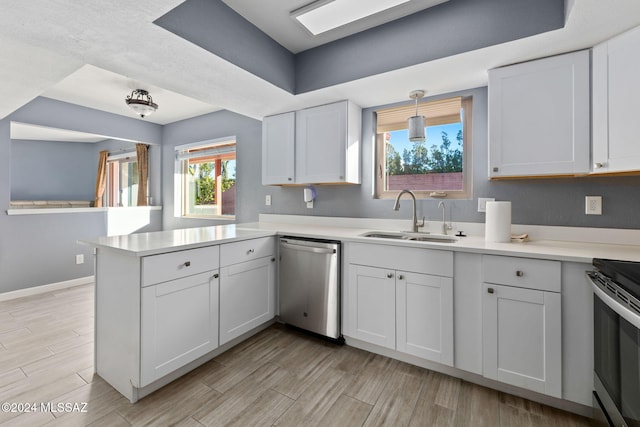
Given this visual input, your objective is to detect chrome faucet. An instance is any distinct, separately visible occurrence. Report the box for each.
[438,201,452,235]
[393,189,425,233]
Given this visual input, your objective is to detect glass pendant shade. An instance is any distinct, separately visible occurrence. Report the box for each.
[408,114,425,141]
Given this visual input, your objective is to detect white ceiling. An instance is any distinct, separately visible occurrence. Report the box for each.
[1,0,640,128]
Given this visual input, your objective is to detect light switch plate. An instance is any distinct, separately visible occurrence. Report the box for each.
[265,195,271,206]
[478,197,495,213]
[585,196,602,215]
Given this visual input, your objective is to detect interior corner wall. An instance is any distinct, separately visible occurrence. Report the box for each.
[161,109,266,231]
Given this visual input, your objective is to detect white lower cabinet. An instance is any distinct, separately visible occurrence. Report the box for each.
[482,255,562,398]
[345,243,454,366]
[219,256,276,345]
[396,271,453,365]
[347,264,396,349]
[140,271,219,386]
[219,237,276,345]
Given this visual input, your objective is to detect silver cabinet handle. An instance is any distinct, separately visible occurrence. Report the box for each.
[247,249,255,255]
[271,257,275,262]
[213,273,219,279]
[594,162,604,169]
[184,261,191,267]
[387,273,393,279]
[488,287,495,294]
[398,275,404,280]
[288,177,292,181]
[516,270,524,277]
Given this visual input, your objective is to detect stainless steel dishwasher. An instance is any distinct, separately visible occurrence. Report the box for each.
[278,236,342,341]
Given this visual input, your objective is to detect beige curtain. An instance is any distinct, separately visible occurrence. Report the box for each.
[136,143,149,206]
[94,150,109,207]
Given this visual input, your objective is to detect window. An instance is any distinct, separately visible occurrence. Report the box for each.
[375,96,472,199]
[106,152,139,207]
[174,138,236,218]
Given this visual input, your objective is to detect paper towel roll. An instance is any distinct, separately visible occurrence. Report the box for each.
[485,201,511,243]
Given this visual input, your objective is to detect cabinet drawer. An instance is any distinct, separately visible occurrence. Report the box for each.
[142,245,220,287]
[348,242,453,277]
[220,237,274,267]
[482,255,560,292]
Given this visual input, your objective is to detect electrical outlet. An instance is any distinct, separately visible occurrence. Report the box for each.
[75,254,84,265]
[478,197,495,213]
[585,196,602,215]
[265,194,271,206]
[306,200,313,209]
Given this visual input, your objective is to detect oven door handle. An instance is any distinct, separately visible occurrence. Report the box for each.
[588,275,640,330]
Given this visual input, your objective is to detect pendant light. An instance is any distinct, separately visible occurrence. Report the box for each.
[408,90,426,142]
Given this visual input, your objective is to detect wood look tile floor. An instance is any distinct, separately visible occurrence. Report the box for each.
[0,284,591,426]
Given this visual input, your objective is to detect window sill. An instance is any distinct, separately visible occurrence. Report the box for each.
[180,214,236,220]
[6,206,163,216]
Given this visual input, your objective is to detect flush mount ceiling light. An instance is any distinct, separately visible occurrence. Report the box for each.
[292,0,411,36]
[125,89,158,118]
[408,90,426,142]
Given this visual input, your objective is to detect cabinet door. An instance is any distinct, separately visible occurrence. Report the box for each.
[296,101,347,184]
[488,50,590,177]
[346,264,395,349]
[262,112,295,185]
[219,256,276,345]
[593,27,640,173]
[482,283,561,397]
[396,272,453,365]
[140,271,219,386]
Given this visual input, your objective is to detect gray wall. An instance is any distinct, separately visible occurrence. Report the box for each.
[155,0,564,94]
[155,0,295,93]
[260,86,640,229]
[0,98,163,293]
[162,109,265,230]
[295,0,565,93]
[11,139,96,200]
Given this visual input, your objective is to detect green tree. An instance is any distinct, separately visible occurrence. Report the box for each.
[386,144,403,175]
[189,162,216,205]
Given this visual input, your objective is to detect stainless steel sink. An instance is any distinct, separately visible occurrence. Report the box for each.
[359,231,458,243]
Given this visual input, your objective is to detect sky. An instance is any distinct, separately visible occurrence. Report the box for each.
[388,122,462,155]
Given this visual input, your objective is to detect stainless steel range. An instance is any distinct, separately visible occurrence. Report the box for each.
[587,258,640,427]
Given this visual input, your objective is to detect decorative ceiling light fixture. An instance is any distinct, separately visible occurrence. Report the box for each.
[125,89,158,118]
[408,90,426,142]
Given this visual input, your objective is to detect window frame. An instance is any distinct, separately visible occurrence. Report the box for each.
[173,137,237,220]
[374,96,473,200]
[106,151,141,207]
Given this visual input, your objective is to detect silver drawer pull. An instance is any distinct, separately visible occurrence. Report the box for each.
[213,273,219,279]
[247,249,255,254]
[387,273,393,279]
[184,261,191,267]
[488,287,495,294]
[516,270,524,277]
[398,275,404,280]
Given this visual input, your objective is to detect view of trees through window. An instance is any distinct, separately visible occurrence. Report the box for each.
[383,122,463,192]
[188,160,236,206]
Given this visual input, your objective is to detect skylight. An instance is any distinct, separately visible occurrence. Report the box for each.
[293,0,412,36]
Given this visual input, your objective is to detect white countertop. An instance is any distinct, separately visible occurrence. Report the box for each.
[80,218,640,263]
[79,224,274,256]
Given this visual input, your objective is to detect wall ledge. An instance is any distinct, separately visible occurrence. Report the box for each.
[6,206,162,216]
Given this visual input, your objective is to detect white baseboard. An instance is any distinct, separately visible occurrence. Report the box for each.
[0,276,94,302]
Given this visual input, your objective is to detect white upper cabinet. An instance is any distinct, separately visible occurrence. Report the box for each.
[262,100,361,185]
[262,112,295,185]
[592,26,640,173]
[488,50,590,178]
